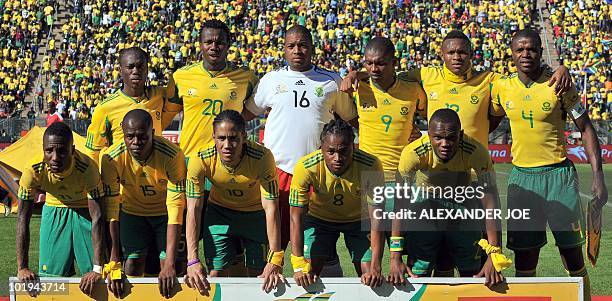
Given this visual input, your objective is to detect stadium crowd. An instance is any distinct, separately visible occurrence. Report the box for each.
[0,0,56,118]
[1,0,609,121]
[548,0,611,121]
[44,0,538,119]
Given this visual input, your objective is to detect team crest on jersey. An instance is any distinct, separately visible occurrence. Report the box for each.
[470,95,479,104]
[542,101,552,112]
[275,84,288,95]
[429,91,438,100]
[315,86,324,97]
[187,88,196,96]
[229,90,237,100]
[505,100,514,110]
[400,106,409,116]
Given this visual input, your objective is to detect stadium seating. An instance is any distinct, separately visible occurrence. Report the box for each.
[0,0,51,118]
[46,0,534,115]
[3,0,609,121]
[548,0,610,120]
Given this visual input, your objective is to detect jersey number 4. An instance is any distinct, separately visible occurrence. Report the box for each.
[293,91,310,108]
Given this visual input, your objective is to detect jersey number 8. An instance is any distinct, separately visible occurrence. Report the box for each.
[333,194,344,206]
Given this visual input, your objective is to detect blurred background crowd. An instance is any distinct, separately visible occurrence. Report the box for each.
[0,0,609,123]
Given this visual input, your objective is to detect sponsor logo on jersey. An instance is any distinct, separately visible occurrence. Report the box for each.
[542,101,552,112]
[450,87,458,94]
[315,86,324,97]
[470,95,479,104]
[524,95,531,101]
[295,80,305,86]
[275,84,288,94]
[383,98,391,105]
[209,83,218,89]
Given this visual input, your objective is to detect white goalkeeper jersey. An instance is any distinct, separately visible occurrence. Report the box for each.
[246,65,357,174]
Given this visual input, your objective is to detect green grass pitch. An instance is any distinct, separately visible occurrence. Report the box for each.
[0,164,610,296]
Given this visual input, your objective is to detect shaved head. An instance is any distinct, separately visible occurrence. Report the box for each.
[285,25,313,45]
[429,108,462,129]
[122,109,153,131]
[365,37,395,58]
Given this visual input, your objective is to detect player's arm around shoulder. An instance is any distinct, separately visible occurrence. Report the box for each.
[162,72,184,122]
[84,104,108,165]
[243,72,271,120]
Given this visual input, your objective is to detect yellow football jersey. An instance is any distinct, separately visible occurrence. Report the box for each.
[186,140,279,212]
[490,71,581,167]
[289,149,385,223]
[356,77,426,181]
[100,136,186,224]
[166,62,258,158]
[398,66,499,146]
[18,150,103,208]
[84,86,168,165]
[398,134,494,188]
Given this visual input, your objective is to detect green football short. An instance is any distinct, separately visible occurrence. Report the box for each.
[303,215,372,263]
[39,205,93,276]
[202,203,268,270]
[120,211,168,260]
[405,196,483,276]
[506,159,585,251]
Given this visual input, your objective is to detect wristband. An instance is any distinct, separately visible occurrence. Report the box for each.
[93,265,103,274]
[187,258,201,267]
[478,239,512,272]
[267,250,284,267]
[102,261,123,280]
[290,254,311,274]
[389,236,404,252]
